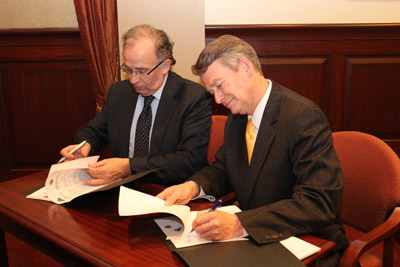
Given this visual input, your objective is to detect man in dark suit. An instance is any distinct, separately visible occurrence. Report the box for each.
[60,24,212,186]
[157,35,348,266]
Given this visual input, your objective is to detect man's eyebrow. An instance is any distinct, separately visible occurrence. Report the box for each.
[210,79,222,88]
[124,64,147,71]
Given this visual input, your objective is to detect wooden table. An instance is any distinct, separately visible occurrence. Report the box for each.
[0,170,335,266]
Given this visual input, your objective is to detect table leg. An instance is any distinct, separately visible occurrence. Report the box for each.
[1,229,9,266]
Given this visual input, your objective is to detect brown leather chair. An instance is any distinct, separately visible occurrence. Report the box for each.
[207,115,227,164]
[332,131,400,267]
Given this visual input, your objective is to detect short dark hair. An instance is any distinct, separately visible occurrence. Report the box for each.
[192,35,262,75]
[122,24,176,65]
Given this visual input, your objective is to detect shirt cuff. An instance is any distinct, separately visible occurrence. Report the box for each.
[191,182,216,202]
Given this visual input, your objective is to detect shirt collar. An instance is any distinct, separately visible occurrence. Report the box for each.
[248,79,272,129]
[143,72,168,101]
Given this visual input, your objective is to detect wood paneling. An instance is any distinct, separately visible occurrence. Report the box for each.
[344,56,400,137]
[1,25,399,172]
[260,56,330,115]
[0,29,96,170]
[206,24,400,155]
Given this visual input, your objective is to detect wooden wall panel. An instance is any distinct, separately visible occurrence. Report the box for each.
[259,56,330,115]
[0,30,96,170]
[206,24,400,155]
[344,56,400,138]
[0,25,399,172]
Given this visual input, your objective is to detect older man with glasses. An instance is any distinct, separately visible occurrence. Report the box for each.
[59,24,212,186]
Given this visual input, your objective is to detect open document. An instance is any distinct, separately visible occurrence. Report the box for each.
[119,186,321,259]
[26,156,155,204]
[118,186,248,248]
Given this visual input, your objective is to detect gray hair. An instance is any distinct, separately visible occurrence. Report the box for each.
[122,24,176,65]
[192,35,262,75]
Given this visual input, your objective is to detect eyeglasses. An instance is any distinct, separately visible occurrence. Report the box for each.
[120,59,166,77]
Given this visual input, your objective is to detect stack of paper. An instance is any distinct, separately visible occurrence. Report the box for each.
[118,186,248,248]
[118,186,321,260]
[27,156,154,204]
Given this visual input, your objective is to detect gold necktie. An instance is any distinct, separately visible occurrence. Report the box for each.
[246,118,256,165]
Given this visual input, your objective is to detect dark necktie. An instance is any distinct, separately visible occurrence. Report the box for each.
[134,95,155,158]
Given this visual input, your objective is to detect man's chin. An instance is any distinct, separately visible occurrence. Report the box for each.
[229,109,247,115]
[133,87,151,96]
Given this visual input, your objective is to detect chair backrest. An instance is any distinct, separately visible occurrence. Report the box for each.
[332,131,400,232]
[207,115,227,163]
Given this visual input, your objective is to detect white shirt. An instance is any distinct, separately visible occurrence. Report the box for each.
[247,79,272,136]
[128,73,168,158]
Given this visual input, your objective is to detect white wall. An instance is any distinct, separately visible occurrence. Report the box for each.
[2,0,398,81]
[117,0,205,82]
[0,0,78,29]
[205,0,400,25]
[2,0,398,29]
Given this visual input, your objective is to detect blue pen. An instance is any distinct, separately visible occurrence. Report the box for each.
[190,199,222,233]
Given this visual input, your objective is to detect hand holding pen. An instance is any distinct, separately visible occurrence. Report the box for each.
[191,199,222,233]
[58,140,88,163]
[190,199,245,240]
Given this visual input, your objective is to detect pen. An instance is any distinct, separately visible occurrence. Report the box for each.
[57,140,87,163]
[190,199,222,233]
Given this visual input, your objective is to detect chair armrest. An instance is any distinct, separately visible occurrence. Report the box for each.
[219,192,237,206]
[339,207,400,267]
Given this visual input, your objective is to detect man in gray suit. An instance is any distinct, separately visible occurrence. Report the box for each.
[157,35,348,266]
[60,25,211,186]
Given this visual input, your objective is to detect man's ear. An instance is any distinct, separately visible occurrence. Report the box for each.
[162,59,172,75]
[238,57,253,77]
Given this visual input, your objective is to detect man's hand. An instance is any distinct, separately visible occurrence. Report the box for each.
[156,181,197,205]
[85,158,130,185]
[192,211,244,241]
[59,143,91,161]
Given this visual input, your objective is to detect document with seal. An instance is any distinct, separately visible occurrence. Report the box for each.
[119,186,321,260]
[26,156,155,204]
[118,186,248,248]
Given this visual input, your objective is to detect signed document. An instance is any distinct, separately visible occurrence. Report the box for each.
[118,187,321,259]
[26,156,155,204]
[118,186,248,248]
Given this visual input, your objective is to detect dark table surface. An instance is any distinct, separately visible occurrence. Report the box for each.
[0,170,334,266]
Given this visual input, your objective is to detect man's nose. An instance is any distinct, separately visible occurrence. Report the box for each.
[214,91,223,104]
[129,74,140,84]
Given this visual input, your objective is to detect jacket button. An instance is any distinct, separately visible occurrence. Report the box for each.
[271,234,280,239]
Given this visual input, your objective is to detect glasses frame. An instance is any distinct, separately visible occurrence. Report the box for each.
[120,59,166,77]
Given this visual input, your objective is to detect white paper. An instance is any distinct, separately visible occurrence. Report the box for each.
[118,186,191,228]
[27,157,156,204]
[280,236,321,260]
[157,205,248,248]
[26,186,50,201]
[26,156,100,203]
[44,156,100,204]
[118,186,248,248]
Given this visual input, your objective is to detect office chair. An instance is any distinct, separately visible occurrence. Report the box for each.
[207,115,237,205]
[332,131,400,267]
[207,115,227,163]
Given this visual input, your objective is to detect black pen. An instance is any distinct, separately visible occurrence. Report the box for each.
[190,199,222,233]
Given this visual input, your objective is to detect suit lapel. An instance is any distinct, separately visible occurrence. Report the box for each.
[241,83,281,208]
[150,72,178,154]
[119,85,138,157]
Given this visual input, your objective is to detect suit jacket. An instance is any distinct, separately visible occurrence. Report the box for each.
[190,81,348,262]
[73,71,212,186]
